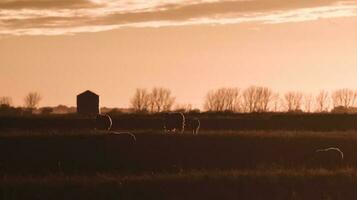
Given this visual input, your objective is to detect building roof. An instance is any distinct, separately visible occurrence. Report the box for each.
[77,90,99,97]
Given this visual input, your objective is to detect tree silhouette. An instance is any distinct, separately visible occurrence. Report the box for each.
[315,90,330,112]
[242,86,274,112]
[24,92,42,111]
[130,88,150,112]
[130,87,175,113]
[271,93,281,112]
[332,88,357,108]
[284,91,303,112]
[0,96,12,106]
[204,88,241,112]
[303,94,314,113]
[148,87,175,112]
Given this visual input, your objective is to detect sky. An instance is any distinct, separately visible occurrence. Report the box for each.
[1,0,357,108]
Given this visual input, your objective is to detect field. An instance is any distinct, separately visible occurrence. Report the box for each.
[1,129,357,199]
[3,113,357,131]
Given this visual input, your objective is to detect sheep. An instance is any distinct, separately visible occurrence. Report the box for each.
[95,114,112,131]
[312,147,344,168]
[163,112,185,134]
[187,118,200,134]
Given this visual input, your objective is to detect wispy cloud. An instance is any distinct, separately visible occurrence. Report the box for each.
[1,0,357,35]
[0,0,99,9]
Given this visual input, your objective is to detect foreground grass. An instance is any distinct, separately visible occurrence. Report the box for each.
[1,130,357,175]
[2,130,357,199]
[2,168,357,200]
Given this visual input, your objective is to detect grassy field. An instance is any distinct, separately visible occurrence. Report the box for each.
[2,168,357,200]
[1,130,357,199]
[4,113,357,131]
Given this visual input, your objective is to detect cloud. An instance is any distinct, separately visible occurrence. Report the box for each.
[0,0,98,9]
[1,0,357,35]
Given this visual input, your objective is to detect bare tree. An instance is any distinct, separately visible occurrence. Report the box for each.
[332,88,357,108]
[229,88,242,112]
[130,88,150,112]
[315,90,330,112]
[271,93,281,112]
[225,88,241,112]
[204,88,241,112]
[148,87,175,112]
[204,89,223,112]
[242,86,274,112]
[303,94,314,113]
[24,92,42,111]
[284,91,303,112]
[242,87,256,112]
[258,87,274,112]
[0,96,12,106]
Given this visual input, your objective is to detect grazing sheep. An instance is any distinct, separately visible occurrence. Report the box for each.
[187,118,200,134]
[95,114,112,131]
[312,147,344,168]
[163,112,185,133]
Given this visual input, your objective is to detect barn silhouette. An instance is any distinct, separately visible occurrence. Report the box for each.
[77,90,99,116]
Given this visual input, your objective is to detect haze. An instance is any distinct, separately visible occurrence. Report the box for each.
[1,0,357,108]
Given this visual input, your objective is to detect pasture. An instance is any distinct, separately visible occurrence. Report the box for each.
[1,130,357,199]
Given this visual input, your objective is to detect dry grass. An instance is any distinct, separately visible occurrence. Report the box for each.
[1,130,357,199]
[2,168,357,200]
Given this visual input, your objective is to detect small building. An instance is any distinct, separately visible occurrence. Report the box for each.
[77,90,99,115]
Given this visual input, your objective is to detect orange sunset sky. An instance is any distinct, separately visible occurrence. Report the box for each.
[1,0,357,108]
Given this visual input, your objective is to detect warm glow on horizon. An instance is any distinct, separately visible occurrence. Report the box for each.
[1,0,357,109]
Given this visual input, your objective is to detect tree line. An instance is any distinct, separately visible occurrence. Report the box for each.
[1,92,41,109]
[130,87,357,113]
[0,92,42,114]
[3,87,357,115]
